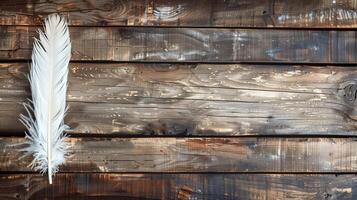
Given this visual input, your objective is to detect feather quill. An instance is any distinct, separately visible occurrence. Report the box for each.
[19,14,71,184]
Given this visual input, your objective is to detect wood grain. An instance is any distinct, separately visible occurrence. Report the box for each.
[0,1,356,199]
[0,27,356,63]
[1,137,357,173]
[0,0,356,28]
[1,63,356,135]
[1,173,357,200]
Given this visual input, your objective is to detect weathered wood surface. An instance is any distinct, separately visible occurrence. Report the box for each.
[1,137,357,172]
[0,2,356,199]
[0,27,356,63]
[0,0,356,28]
[1,63,356,135]
[1,173,357,200]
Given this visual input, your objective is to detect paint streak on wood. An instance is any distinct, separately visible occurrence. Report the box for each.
[0,173,356,200]
[1,137,357,173]
[0,63,356,135]
[0,0,356,28]
[0,27,356,63]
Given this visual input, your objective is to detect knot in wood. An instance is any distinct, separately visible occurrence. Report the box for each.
[177,185,194,200]
[342,83,357,103]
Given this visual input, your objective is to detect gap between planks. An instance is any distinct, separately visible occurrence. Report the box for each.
[1,59,357,66]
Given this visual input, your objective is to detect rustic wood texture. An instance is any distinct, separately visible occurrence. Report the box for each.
[1,137,357,173]
[0,0,356,28]
[0,27,356,63]
[0,2,356,199]
[1,173,357,200]
[1,63,356,135]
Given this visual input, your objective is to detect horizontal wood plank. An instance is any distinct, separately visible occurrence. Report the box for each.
[1,63,356,135]
[1,137,357,173]
[1,173,357,200]
[0,27,356,63]
[0,0,356,28]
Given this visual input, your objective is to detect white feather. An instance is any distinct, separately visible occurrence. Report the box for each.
[19,14,71,184]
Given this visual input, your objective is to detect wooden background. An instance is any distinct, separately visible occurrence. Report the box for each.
[0,0,356,199]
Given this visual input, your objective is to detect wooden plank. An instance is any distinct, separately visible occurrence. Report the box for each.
[0,0,356,28]
[0,27,356,63]
[1,63,356,135]
[1,137,357,172]
[0,173,356,200]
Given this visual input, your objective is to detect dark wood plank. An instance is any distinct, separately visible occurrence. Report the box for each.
[0,0,356,28]
[1,137,357,172]
[1,63,356,135]
[0,27,356,63]
[1,173,357,200]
